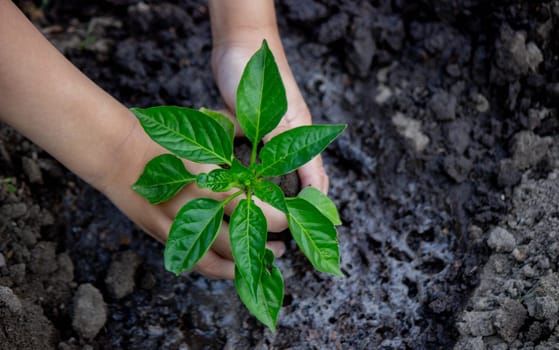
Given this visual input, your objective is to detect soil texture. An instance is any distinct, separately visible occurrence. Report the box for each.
[1,0,559,349]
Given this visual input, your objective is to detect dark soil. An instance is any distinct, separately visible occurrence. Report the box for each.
[1,0,558,349]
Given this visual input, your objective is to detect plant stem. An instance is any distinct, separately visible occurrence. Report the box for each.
[250,143,258,167]
[223,190,244,206]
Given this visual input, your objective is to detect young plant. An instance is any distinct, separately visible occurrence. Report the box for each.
[131,40,345,331]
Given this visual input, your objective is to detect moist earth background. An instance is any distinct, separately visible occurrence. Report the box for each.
[1,0,558,349]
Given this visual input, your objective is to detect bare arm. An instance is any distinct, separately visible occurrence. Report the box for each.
[0,0,137,188]
[0,0,287,279]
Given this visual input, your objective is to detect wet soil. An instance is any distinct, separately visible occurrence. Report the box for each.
[1,0,559,349]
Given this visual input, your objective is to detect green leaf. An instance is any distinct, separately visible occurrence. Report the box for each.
[235,250,284,331]
[286,197,342,276]
[132,154,195,204]
[253,180,287,213]
[236,40,287,145]
[199,107,235,142]
[298,186,341,225]
[131,106,233,165]
[230,198,267,297]
[228,159,254,184]
[196,168,236,192]
[164,198,224,274]
[259,125,346,177]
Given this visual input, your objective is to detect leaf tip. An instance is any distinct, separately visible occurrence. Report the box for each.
[332,269,345,278]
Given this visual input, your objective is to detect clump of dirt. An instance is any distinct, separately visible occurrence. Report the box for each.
[456,167,559,348]
[1,0,559,349]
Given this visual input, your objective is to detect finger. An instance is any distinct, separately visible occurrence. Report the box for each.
[266,241,286,258]
[297,155,329,194]
[253,196,288,232]
[194,250,235,279]
[209,221,234,260]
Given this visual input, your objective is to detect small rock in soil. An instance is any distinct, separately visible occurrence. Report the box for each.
[9,263,26,285]
[493,24,544,80]
[487,227,516,253]
[529,295,558,320]
[429,90,457,121]
[346,16,375,78]
[443,155,473,183]
[29,241,58,275]
[391,112,430,152]
[72,283,107,339]
[317,12,348,44]
[20,228,38,247]
[22,156,43,184]
[456,310,495,337]
[493,298,526,342]
[497,159,522,187]
[453,336,485,350]
[512,246,528,262]
[55,252,75,283]
[0,252,5,268]
[511,130,552,170]
[471,92,490,113]
[445,120,471,154]
[0,286,23,314]
[105,250,142,299]
[0,203,27,220]
[282,0,328,22]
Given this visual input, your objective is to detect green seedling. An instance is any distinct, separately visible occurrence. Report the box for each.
[1,177,17,193]
[131,40,345,330]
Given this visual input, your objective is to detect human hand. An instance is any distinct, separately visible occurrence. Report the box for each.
[211,38,330,195]
[99,118,287,279]
[0,0,287,280]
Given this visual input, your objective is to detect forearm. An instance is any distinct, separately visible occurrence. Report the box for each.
[0,0,138,189]
[208,0,279,46]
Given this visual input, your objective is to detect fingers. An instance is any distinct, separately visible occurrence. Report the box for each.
[210,221,233,260]
[252,196,288,232]
[297,155,329,194]
[266,241,286,258]
[194,250,235,279]
[194,240,286,280]
[222,193,288,232]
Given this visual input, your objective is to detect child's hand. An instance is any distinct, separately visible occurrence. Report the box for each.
[98,120,287,279]
[211,39,330,195]
[208,0,330,195]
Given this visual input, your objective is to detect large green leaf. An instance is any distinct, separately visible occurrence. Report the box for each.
[196,168,236,192]
[259,125,346,177]
[236,40,287,145]
[230,198,267,297]
[253,180,287,213]
[298,186,341,225]
[132,154,195,204]
[164,198,224,274]
[132,106,233,165]
[286,197,342,276]
[235,250,284,331]
[198,107,235,142]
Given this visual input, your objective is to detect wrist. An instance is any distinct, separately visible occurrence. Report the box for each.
[208,0,279,49]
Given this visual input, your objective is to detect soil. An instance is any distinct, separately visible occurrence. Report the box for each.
[1,0,558,349]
